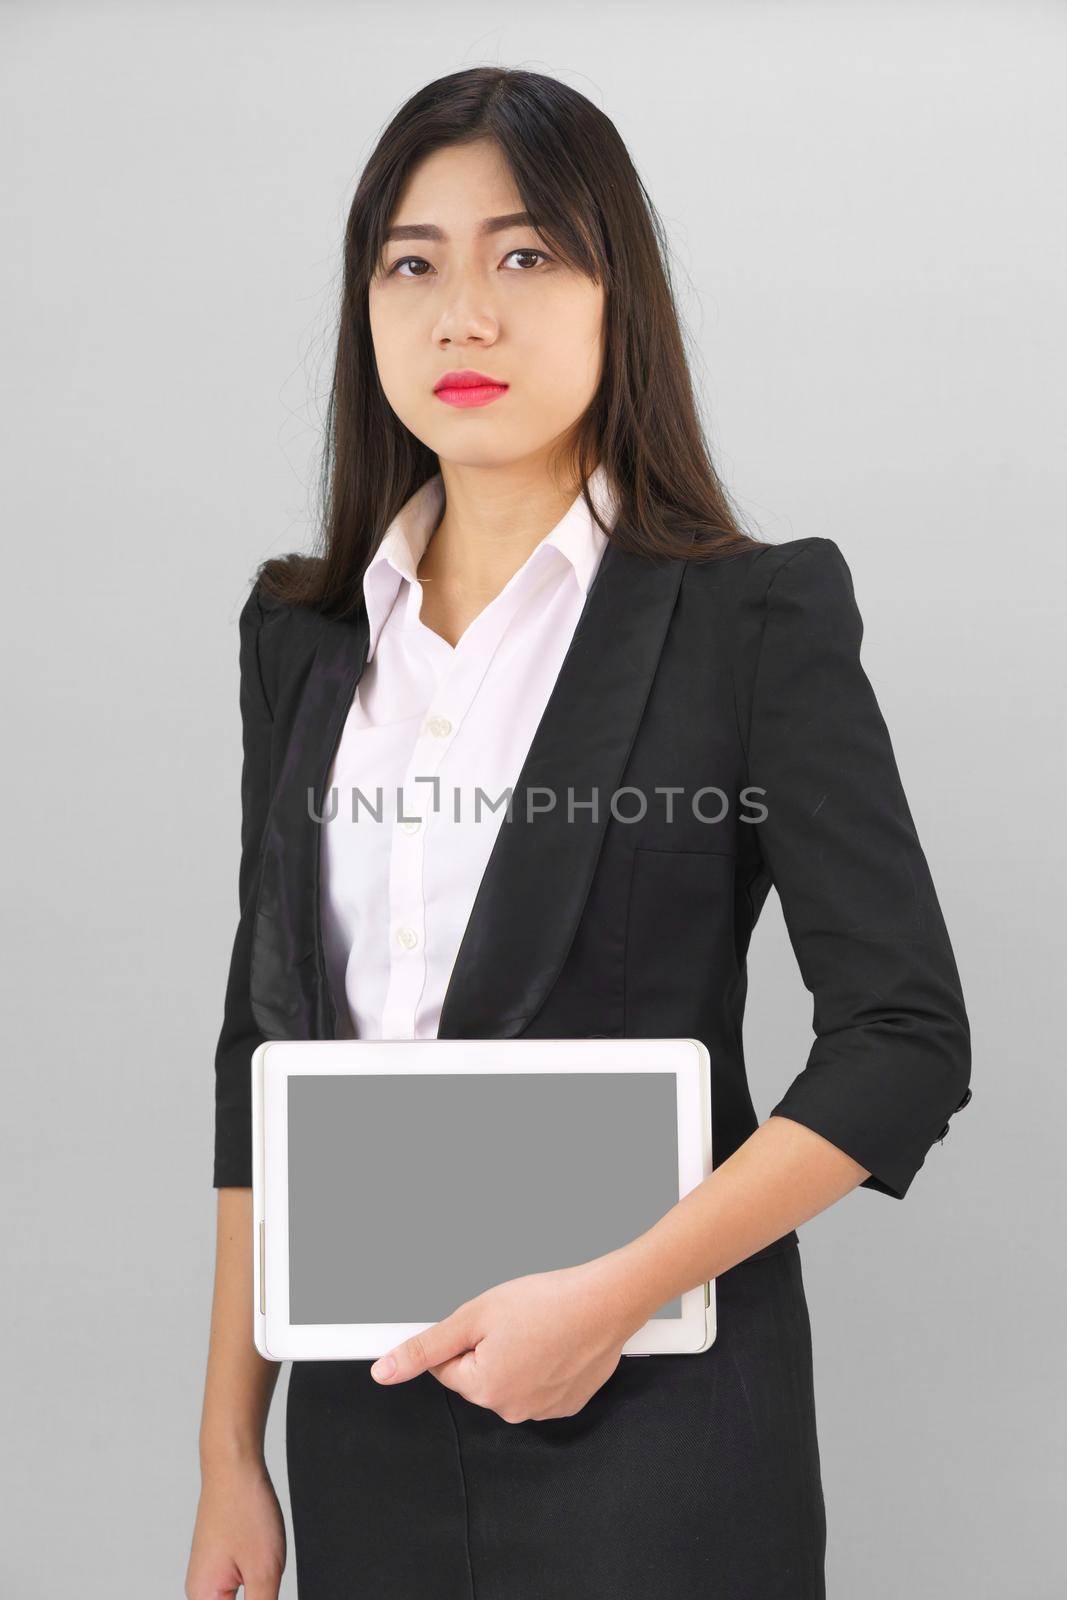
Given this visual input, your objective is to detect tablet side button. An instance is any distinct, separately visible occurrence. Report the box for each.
[259,1221,266,1316]
[704,1282,710,1307]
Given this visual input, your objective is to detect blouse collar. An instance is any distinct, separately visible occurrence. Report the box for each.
[362,462,619,662]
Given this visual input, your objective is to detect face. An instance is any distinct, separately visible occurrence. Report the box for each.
[368,138,605,476]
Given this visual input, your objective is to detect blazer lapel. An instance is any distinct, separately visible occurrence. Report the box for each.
[437,539,684,1038]
[249,535,685,1044]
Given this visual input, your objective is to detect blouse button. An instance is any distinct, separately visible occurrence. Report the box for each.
[399,817,421,834]
[426,714,453,738]
[396,926,419,950]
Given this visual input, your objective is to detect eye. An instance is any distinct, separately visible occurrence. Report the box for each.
[388,256,433,279]
[502,248,553,271]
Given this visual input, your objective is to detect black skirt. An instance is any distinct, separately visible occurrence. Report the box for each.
[285,1238,826,1598]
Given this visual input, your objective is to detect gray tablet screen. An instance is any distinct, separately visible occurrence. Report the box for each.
[287,1072,684,1322]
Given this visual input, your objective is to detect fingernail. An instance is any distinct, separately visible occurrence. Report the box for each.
[371,1354,396,1380]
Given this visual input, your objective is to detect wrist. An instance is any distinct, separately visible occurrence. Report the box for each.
[199,1429,266,1479]
[590,1237,675,1340]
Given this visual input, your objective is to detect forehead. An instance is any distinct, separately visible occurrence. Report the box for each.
[389,140,524,230]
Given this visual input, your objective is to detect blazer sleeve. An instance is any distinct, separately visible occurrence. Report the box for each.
[212,579,279,1188]
[742,537,972,1200]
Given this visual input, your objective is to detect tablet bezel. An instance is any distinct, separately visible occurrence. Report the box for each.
[252,1037,715,1361]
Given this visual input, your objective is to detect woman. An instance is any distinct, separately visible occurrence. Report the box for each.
[187,67,972,1600]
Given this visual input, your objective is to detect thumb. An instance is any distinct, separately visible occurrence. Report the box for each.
[371,1316,472,1383]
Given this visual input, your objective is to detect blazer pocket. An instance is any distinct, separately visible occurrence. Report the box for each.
[624,847,737,1034]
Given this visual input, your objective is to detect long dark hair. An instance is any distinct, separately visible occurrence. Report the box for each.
[259,67,767,616]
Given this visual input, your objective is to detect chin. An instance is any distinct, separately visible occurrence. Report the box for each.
[428,437,525,470]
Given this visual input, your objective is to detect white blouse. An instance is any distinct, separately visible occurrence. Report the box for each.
[320,463,620,1041]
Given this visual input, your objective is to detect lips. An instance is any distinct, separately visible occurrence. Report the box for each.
[434,369,510,409]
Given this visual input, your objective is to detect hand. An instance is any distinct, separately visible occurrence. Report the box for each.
[185,1457,286,1600]
[368,1254,645,1423]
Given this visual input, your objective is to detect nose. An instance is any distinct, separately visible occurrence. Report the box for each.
[433,278,499,348]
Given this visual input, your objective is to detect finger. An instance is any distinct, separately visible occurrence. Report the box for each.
[427,1346,482,1396]
[370,1318,472,1383]
[240,1570,283,1600]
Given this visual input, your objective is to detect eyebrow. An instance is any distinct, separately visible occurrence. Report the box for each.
[383,210,539,244]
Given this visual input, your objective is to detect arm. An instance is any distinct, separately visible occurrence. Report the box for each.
[745,538,972,1199]
[198,1189,282,1473]
[591,1115,870,1326]
[212,583,279,1190]
[187,583,287,1600]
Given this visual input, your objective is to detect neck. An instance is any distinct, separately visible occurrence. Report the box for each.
[418,452,589,604]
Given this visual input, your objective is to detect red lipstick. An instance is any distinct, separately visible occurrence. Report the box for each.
[433,368,510,409]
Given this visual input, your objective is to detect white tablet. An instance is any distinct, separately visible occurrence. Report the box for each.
[251,1036,715,1361]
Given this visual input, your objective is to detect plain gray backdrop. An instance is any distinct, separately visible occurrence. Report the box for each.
[3,2,1063,1595]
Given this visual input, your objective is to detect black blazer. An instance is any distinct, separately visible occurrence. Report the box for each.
[212,530,973,1238]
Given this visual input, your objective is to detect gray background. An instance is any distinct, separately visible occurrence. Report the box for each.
[3,2,1063,1595]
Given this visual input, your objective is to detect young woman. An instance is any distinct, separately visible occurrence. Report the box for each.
[187,67,972,1600]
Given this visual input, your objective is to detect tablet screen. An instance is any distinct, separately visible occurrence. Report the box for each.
[286,1071,684,1322]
